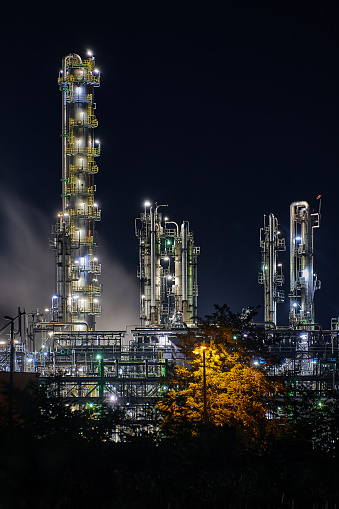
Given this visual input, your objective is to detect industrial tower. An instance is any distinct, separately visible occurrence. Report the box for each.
[258,214,285,326]
[51,53,101,331]
[289,200,321,327]
[135,203,199,327]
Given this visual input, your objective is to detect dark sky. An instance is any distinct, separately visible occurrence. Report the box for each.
[0,1,338,331]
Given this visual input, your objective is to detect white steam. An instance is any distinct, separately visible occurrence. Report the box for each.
[0,190,139,331]
[0,190,54,323]
[96,243,140,331]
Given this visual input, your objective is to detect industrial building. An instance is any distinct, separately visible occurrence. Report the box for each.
[0,54,338,426]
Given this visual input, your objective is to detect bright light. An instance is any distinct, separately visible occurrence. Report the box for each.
[144,201,151,208]
[87,50,93,56]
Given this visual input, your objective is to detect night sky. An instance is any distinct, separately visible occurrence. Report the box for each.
[0,2,338,331]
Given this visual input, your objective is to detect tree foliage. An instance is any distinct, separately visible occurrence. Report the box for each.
[158,304,286,448]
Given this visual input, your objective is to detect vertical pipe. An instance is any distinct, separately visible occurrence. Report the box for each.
[150,207,156,324]
[268,214,276,324]
[61,56,68,215]
[181,222,188,323]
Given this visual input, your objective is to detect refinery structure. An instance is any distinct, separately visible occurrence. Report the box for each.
[1,53,339,424]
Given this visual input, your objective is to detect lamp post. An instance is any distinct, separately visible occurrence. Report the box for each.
[201,345,207,425]
[4,315,15,425]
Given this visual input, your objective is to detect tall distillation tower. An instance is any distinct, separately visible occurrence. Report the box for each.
[258,214,285,326]
[51,53,101,331]
[289,200,321,327]
[135,203,199,327]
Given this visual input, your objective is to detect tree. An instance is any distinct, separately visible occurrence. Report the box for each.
[158,304,285,448]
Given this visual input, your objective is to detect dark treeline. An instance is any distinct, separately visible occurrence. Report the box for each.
[0,383,339,508]
[0,421,339,509]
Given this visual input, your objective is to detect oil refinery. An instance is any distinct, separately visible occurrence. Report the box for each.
[0,53,339,423]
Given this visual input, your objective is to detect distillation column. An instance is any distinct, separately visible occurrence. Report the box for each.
[53,53,102,331]
[135,204,199,327]
[289,201,320,327]
[258,214,285,326]
[175,221,199,324]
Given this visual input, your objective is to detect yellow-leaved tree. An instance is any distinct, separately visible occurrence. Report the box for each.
[158,304,286,448]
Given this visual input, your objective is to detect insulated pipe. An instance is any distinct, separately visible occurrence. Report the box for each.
[150,207,156,324]
[61,53,82,214]
[181,221,188,323]
[268,213,276,324]
[61,55,69,214]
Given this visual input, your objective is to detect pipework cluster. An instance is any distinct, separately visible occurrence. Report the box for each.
[135,202,200,327]
[259,199,321,328]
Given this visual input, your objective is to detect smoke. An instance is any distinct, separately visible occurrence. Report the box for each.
[0,190,140,331]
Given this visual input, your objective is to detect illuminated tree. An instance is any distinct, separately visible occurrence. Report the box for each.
[158,305,285,447]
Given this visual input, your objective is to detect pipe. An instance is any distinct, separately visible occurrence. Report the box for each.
[181,222,188,323]
[150,207,156,324]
